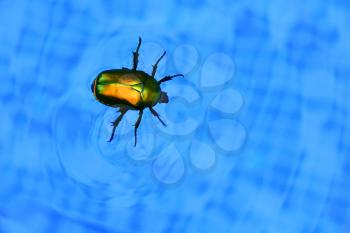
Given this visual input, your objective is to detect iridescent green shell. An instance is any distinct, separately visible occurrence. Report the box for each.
[92,69,161,109]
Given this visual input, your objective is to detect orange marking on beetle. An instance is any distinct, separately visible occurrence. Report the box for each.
[99,84,140,106]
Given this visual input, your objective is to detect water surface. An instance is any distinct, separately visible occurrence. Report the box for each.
[1,0,349,232]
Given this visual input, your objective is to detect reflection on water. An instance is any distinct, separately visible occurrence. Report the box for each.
[1,0,349,232]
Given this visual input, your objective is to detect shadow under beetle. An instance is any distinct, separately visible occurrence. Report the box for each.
[91,37,183,146]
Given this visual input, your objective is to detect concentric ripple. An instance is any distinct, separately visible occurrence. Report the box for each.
[146,50,245,181]
[65,45,246,185]
[52,92,154,205]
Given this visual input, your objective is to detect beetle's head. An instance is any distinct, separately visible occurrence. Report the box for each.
[158,91,169,104]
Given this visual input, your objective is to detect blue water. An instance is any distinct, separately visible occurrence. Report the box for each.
[1,0,349,232]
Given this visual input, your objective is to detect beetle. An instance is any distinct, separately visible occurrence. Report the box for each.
[91,37,183,146]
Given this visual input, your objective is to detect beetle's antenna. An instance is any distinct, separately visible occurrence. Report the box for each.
[151,51,166,78]
[158,74,184,84]
[132,37,142,70]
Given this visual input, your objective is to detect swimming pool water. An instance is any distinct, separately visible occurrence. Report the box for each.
[1,0,349,232]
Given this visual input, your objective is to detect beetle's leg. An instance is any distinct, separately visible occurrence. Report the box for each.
[158,74,184,85]
[132,37,142,70]
[149,107,167,127]
[151,51,166,78]
[108,109,127,142]
[134,110,143,146]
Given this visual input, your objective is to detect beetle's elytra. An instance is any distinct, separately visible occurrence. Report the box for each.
[91,37,183,146]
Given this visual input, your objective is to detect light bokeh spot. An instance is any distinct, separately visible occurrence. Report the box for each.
[173,44,199,74]
[208,119,246,152]
[211,88,243,114]
[190,140,216,170]
[200,53,235,88]
[152,143,185,184]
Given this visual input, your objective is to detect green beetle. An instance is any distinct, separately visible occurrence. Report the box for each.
[91,37,183,146]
